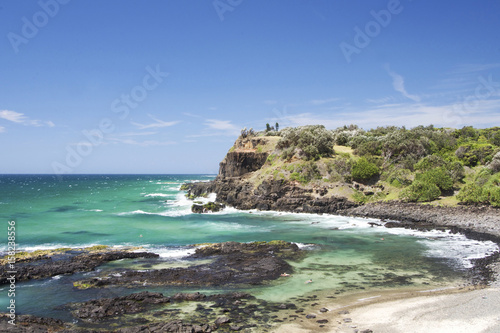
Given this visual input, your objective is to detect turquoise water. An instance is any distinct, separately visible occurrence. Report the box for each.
[0,174,498,321]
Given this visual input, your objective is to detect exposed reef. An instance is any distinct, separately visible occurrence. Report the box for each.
[73,241,302,289]
[0,246,159,284]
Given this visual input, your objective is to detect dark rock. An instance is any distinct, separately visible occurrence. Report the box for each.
[0,248,159,284]
[305,314,316,319]
[192,202,225,214]
[75,242,301,288]
[317,319,329,324]
[343,318,352,323]
[319,308,329,313]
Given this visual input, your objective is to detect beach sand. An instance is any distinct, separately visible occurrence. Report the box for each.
[273,285,500,333]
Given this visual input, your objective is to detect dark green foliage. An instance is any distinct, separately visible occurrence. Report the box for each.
[266,123,271,132]
[289,161,322,184]
[455,144,494,167]
[414,155,447,171]
[400,181,441,202]
[383,168,413,187]
[354,140,382,156]
[457,167,500,207]
[415,167,454,192]
[275,122,279,132]
[491,131,500,146]
[351,158,380,181]
[277,125,335,160]
[457,183,484,204]
[448,161,465,182]
[454,126,479,140]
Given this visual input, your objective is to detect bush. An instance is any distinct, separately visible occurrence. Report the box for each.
[351,157,380,181]
[415,167,454,192]
[400,181,441,202]
[457,183,484,204]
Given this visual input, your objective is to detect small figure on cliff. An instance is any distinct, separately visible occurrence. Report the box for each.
[280,273,291,277]
[305,279,313,284]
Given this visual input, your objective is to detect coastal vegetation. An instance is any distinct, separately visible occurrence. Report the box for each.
[239,124,500,207]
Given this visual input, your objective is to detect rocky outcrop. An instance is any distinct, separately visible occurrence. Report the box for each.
[191,201,225,213]
[0,248,159,284]
[73,241,302,288]
[185,179,357,214]
[218,136,273,178]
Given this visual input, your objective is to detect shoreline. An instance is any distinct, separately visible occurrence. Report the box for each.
[267,201,500,333]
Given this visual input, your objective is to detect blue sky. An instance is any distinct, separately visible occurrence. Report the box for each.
[1,0,500,174]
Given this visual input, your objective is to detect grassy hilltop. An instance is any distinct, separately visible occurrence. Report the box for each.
[233,125,500,207]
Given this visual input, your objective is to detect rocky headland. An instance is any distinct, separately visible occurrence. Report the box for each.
[184,134,500,284]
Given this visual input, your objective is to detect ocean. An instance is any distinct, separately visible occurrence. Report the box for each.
[0,174,498,322]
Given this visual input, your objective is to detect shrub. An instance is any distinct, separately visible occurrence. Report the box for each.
[487,187,500,207]
[415,167,454,192]
[400,181,441,202]
[351,157,380,181]
[457,183,484,204]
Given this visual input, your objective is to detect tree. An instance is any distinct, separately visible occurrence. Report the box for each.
[275,122,279,132]
[266,123,271,132]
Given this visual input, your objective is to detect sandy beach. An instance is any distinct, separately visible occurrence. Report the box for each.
[272,283,500,333]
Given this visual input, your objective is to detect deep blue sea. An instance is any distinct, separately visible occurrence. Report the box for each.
[0,174,498,321]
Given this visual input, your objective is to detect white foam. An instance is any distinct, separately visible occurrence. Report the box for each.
[140,246,197,259]
[293,243,318,250]
[144,193,170,198]
[383,227,499,269]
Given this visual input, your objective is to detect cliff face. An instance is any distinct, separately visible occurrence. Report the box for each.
[218,137,270,178]
[218,151,268,178]
[186,135,358,214]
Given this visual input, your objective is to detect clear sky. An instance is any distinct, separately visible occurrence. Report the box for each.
[1,0,500,174]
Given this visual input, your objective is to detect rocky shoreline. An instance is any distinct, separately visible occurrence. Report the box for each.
[185,179,500,286]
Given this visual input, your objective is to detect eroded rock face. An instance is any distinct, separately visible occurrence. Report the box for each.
[219,151,269,178]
